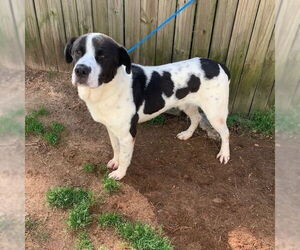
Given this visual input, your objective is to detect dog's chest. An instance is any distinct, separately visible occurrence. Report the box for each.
[77,86,134,128]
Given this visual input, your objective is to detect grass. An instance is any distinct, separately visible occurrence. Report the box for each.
[146,114,166,125]
[277,107,300,135]
[75,231,94,250]
[46,186,93,209]
[43,132,59,145]
[227,109,275,135]
[25,106,65,145]
[102,173,120,193]
[67,202,92,229]
[82,163,96,173]
[98,212,173,250]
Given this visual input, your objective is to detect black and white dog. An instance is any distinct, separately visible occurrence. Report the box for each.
[64,33,230,180]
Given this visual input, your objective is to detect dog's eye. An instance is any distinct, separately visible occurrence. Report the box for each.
[96,54,105,60]
[75,50,82,56]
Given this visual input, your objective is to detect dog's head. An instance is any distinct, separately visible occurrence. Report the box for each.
[64,33,131,88]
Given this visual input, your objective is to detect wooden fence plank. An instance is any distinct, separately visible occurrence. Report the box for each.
[233,0,275,113]
[209,0,239,63]
[47,0,68,71]
[124,0,140,62]
[250,32,275,112]
[191,0,217,58]
[76,0,93,34]
[34,0,58,70]
[139,0,158,65]
[172,0,196,62]
[226,0,260,112]
[25,0,45,69]
[107,0,124,45]
[155,0,177,65]
[92,0,108,34]
[61,0,79,39]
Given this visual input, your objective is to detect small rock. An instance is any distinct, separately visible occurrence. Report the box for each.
[212,198,224,204]
[254,144,259,147]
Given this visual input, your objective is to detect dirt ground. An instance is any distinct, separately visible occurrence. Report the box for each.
[25,69,274,250]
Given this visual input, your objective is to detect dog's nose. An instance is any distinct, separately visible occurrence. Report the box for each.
[75,64,91,78]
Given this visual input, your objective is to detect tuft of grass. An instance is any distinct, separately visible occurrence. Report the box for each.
[46,186,93,209]
[26,107,65,145]
[67,202,92,230]
[43,131,59,145]
[25,115,44,135]
[50,122,65,133]
[98,212,173,250]
[82,163,96,173]
[227,109,274,135]
[98,212,124,228]
[75,231,93,250]
[102,174,120,193]
[147,114,166,125]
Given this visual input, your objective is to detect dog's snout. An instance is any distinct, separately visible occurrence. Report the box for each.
[75,64,91,78]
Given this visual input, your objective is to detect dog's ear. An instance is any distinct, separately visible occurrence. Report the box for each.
[64,37,77,63]
[119,47,131,74]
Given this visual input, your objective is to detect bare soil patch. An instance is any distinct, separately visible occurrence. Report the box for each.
[25,69,274,250]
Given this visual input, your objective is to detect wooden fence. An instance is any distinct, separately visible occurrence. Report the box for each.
[26,0,276,114]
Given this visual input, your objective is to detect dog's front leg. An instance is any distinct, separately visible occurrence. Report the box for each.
[108,134,134,180]
[107,129,120,170]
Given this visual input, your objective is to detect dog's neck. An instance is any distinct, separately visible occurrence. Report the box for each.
[77,66,130,104]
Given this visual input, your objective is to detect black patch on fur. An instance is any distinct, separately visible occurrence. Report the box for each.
[219,63,231,80]
[64,37,77,63]
[131,65,147,111]
[70,36,87,63]
[200,58,220,79]
[144,71,174,114]
[176,74,201,99]
[92,36,124,84]
[176,88,189,99]
[130,113,139,137]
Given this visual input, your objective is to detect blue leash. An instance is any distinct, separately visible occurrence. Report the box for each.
[127,0,196,53]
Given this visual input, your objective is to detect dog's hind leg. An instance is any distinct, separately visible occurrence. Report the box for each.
[199,101,230,164]
[177,104,201,140]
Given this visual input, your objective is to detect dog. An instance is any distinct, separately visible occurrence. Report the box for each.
[64,33,230,180]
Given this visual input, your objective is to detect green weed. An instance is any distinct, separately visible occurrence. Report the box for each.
[43,131,59,145]
[46,186,93,209]
[26,106,65,145]
[98,212,173,250]
[75,231,94,250]
[102,174,120,193]
[82,163,96,173]
[227,109,275,135]
[67,202,92,230]
[147,114,166,125]
[25,115,44,135]
[50,121,65,133]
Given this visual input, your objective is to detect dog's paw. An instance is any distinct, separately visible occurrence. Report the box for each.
[216,151,230,164]
[107,159,119,170]
[177,130,193,140]
[108,169,126,180]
